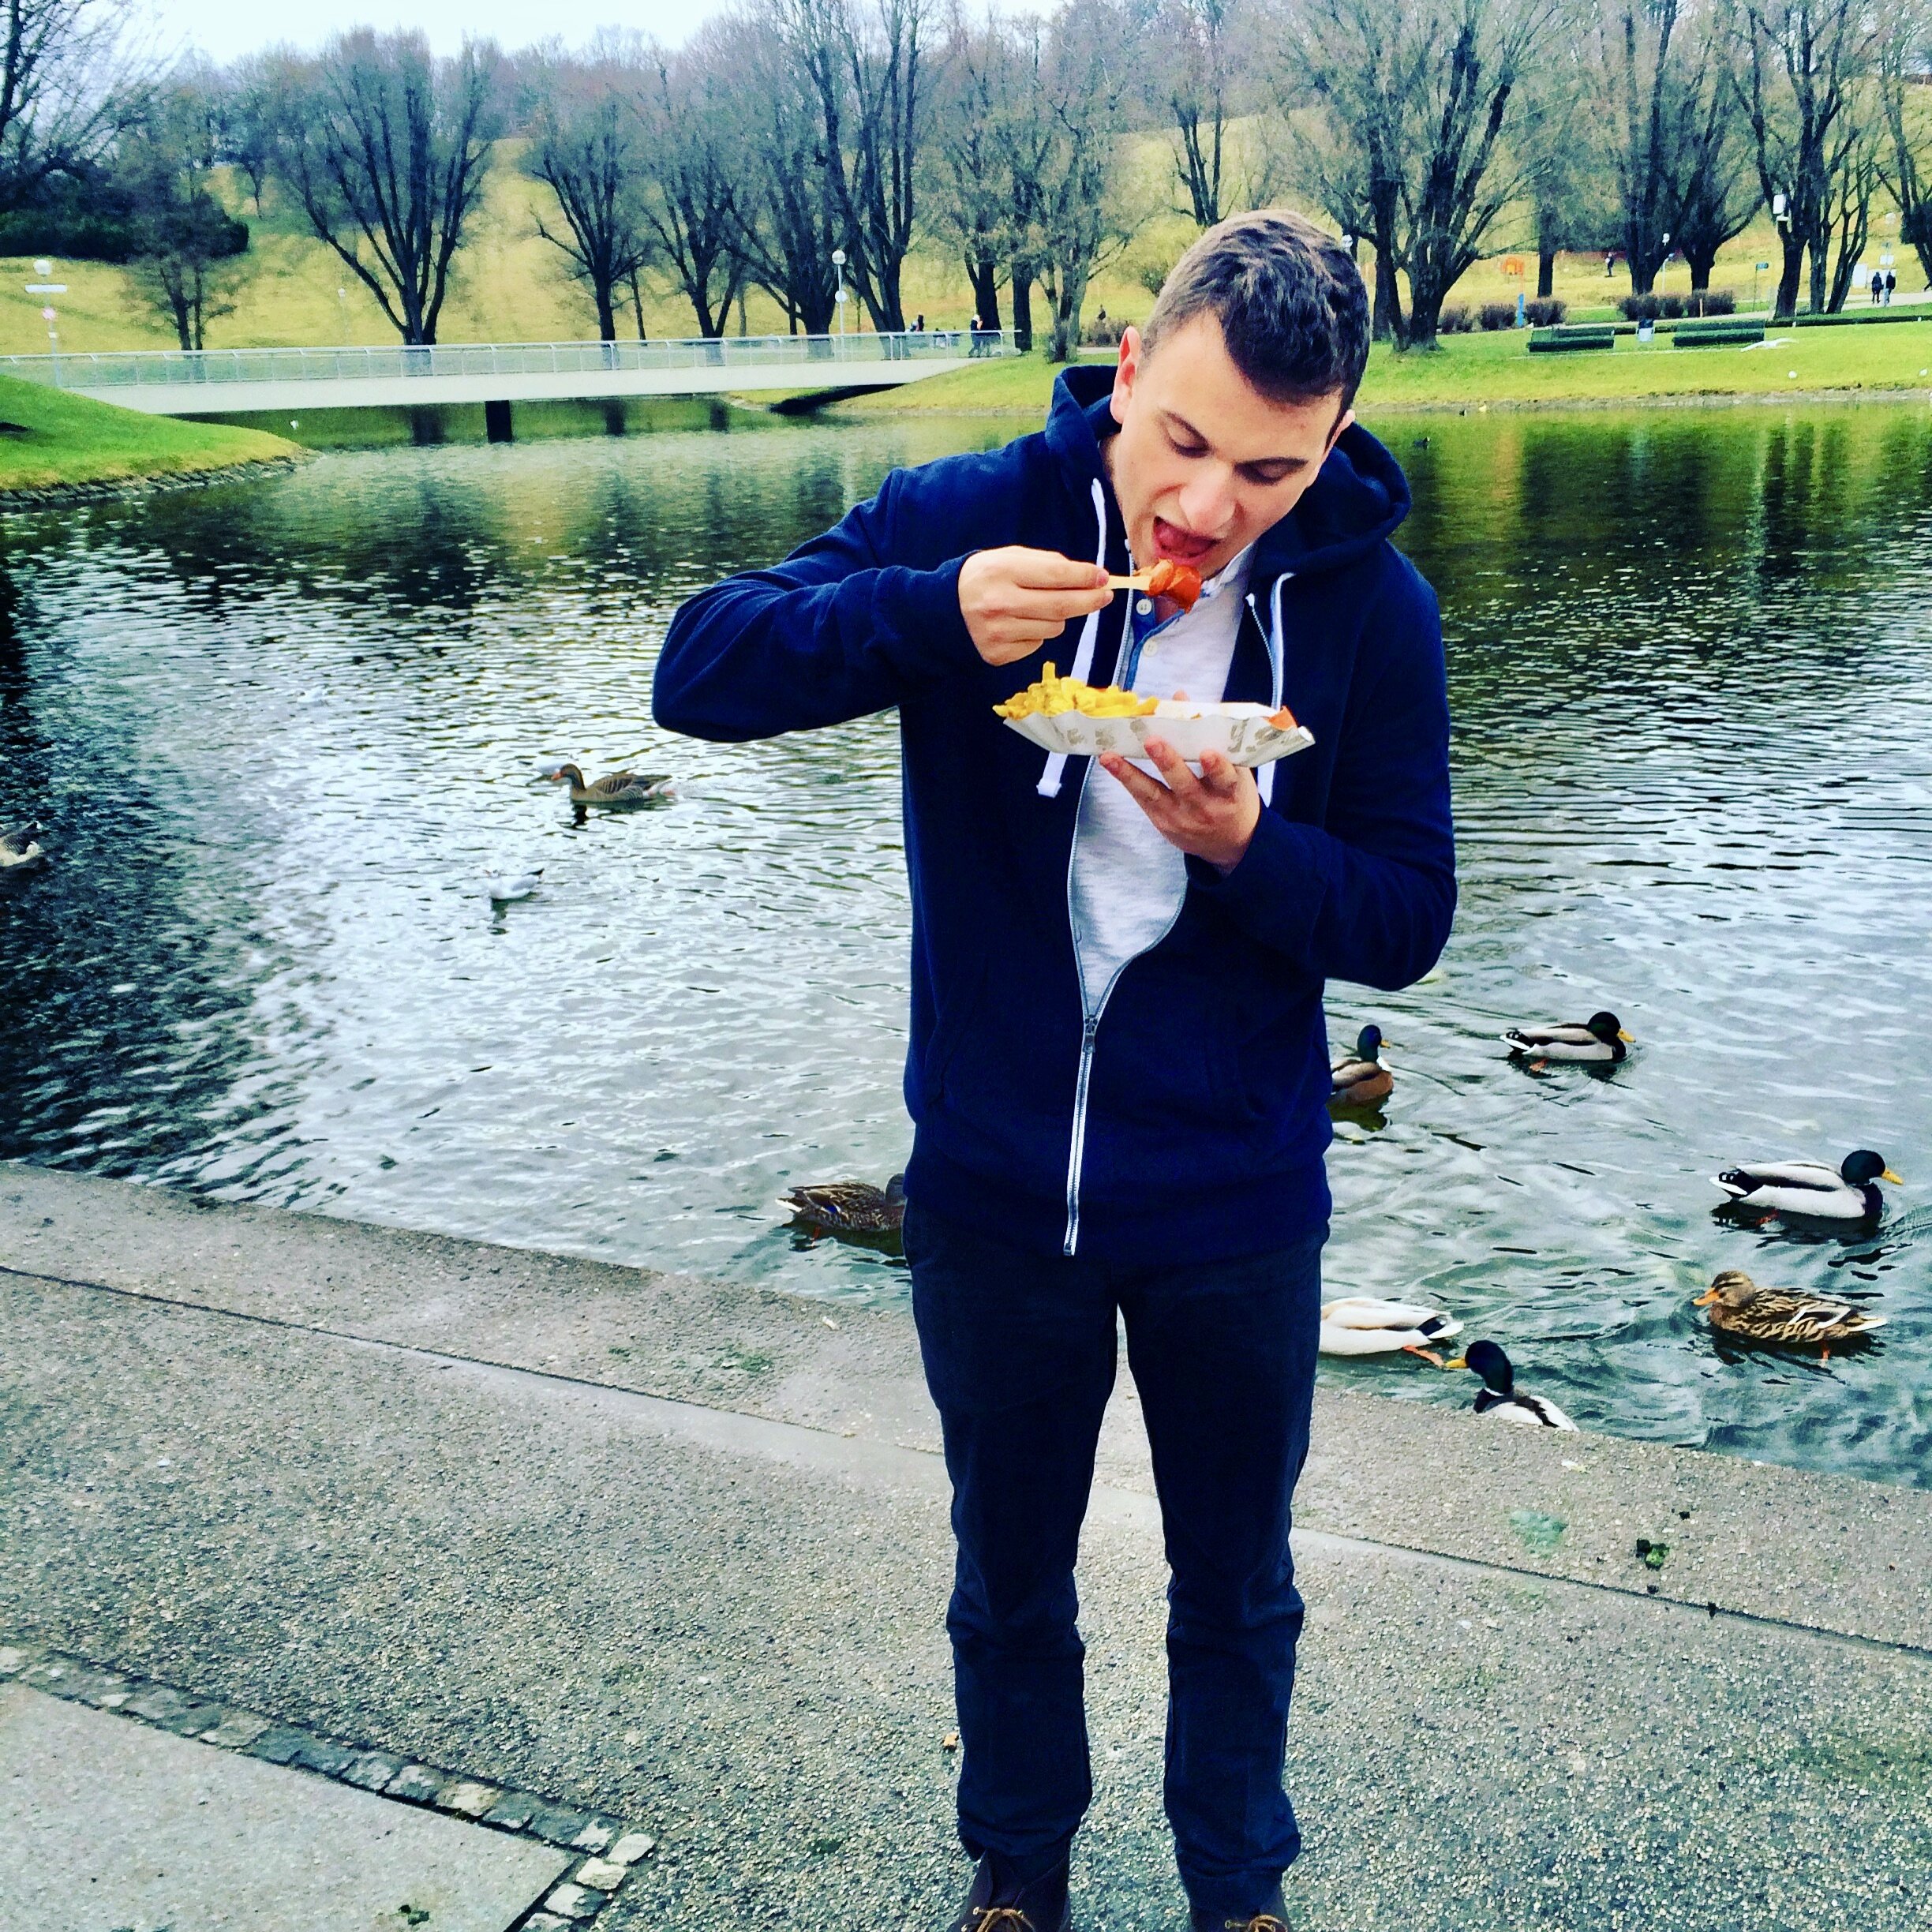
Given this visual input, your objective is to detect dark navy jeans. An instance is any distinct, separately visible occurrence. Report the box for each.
[905,1199,1324,1916]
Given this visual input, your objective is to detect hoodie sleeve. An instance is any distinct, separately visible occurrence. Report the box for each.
[1186,559,1456,991]
[653,468,983,741]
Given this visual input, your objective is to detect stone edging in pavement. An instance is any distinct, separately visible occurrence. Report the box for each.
[0,1638,653,1930]
[0,454,308,514]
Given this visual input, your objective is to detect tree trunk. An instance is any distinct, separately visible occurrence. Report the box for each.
[1684,248,1717,292]
[1406,278,1446,351]
[1537,248,1556,298]
[1370,243,1398,342]
[595,286,617,343]
[1011,264,1034,352]
[1773,230,1804,320]
[969,256,1002,334]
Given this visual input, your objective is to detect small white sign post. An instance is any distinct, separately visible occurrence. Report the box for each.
[24,259,66,377]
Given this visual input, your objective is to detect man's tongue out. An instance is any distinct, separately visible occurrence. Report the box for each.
[1151,517,1216,563]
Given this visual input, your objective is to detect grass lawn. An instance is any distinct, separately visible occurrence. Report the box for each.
[832,320,1932,421]
[0,373,299,493]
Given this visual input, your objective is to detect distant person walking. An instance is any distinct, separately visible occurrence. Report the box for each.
[1870,267,1884,305]
[1885,268,1898,305]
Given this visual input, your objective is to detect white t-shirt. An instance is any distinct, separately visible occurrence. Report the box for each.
[1066,546,1255,1020]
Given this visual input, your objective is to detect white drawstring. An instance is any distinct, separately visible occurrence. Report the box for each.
[1257,571,1292,807]
[1037,478,1110,799]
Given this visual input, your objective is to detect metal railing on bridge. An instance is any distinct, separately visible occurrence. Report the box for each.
[0,329,1019,392]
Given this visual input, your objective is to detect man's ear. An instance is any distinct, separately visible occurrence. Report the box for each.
[1109,326,1142,426]
[1326,404,1356,457]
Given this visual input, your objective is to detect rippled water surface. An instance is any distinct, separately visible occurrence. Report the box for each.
[4,403,1930,1485]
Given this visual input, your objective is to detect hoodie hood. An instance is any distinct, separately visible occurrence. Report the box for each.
[1043,363,1410,581]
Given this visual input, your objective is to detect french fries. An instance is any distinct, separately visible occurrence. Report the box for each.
[994,664,1159,721]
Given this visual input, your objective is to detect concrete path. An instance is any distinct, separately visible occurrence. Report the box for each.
[3,1164,1929,1931]
[0,1682,567,1932]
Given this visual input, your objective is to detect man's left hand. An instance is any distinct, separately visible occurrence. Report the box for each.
[1098,739,1260,875]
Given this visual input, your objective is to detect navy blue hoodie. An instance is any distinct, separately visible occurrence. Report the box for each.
[654,365,1455,1264]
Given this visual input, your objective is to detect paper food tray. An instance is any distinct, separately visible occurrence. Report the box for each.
[1002,700,1315,769]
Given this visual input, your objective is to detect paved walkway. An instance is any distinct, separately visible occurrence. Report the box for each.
[2,1163,1929,1930]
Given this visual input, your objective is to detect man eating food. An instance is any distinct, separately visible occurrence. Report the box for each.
[654,208,1456,1932]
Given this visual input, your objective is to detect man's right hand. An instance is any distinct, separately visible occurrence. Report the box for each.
[958,547,1114,666]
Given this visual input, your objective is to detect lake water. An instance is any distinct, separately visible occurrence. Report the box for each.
[4,400,1930,1486]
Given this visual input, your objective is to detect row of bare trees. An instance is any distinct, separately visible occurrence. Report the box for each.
[518,2,1144,358]
[7,0,1932,357]
[1282,0,1932,345]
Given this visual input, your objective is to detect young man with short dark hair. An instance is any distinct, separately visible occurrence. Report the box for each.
[655,209,1455,1932]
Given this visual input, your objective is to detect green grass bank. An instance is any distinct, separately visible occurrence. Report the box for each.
[0,373,299,497]
[831,319,1932,419]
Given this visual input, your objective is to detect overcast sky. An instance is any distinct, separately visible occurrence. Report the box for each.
[144,0,729,63]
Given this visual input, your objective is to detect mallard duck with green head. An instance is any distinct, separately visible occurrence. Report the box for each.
[1444,1340,1578,1429]
[1501,1010,1631,1065]
[1330,1024,1393,1106]
[1712,1150,1900,1222]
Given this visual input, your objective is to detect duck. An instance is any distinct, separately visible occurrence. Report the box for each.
[481,867,543,903]
[542,762,674,806]
[781,1174,906,1236]
[0,820,47,869]
[1694,1269,1887,1361]
[1501,1010,1631,1064]
[1330,1024,1393,1106]
[1443,1339,1578,1429]
[1712,1149,1900,1222]
[1318,1297,1461,1364]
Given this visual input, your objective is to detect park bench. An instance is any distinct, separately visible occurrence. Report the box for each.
[1527,324,1616,353]
[1674,319,1767,347]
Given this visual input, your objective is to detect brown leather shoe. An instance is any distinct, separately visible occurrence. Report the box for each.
[942,1852,1072,1932]
[1189,1885,1294,1932]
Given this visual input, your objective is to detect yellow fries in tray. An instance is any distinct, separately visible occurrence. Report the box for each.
[994,665,1159,721]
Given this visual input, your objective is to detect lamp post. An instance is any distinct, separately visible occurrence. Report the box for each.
[832,248,847,342]
[339,286,349,341]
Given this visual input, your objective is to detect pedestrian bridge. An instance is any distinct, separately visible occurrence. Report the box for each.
[0,330,1017,418]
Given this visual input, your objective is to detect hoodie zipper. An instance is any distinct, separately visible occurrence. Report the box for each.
[1063,1011,1102,1256]
[1058,571,1290,1257]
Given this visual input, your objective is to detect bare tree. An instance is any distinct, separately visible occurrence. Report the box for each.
[711,9,841,334]
[634,44,747,339]
[123,62,247,348]
[272,32,502,346]
[0,0,136,210]
[1666,11,1756,290]
[1166,0,1234,227]
[1592,0,1687,294]
[522,38,655,343]
[1006,3,1137,361]
[219,51,286,214]
[1520,38,1613,296]
[1877,2,1932,287]
[927,6,1020,332]
[1732,0,1878,319]
[1280,0,1566,348]
[1817,111,1877,311]
[788,0,928,331]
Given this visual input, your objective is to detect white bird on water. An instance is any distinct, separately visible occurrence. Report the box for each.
[481,867,543,903]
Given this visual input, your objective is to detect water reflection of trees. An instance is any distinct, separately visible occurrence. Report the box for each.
[1395,404,1932,741]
